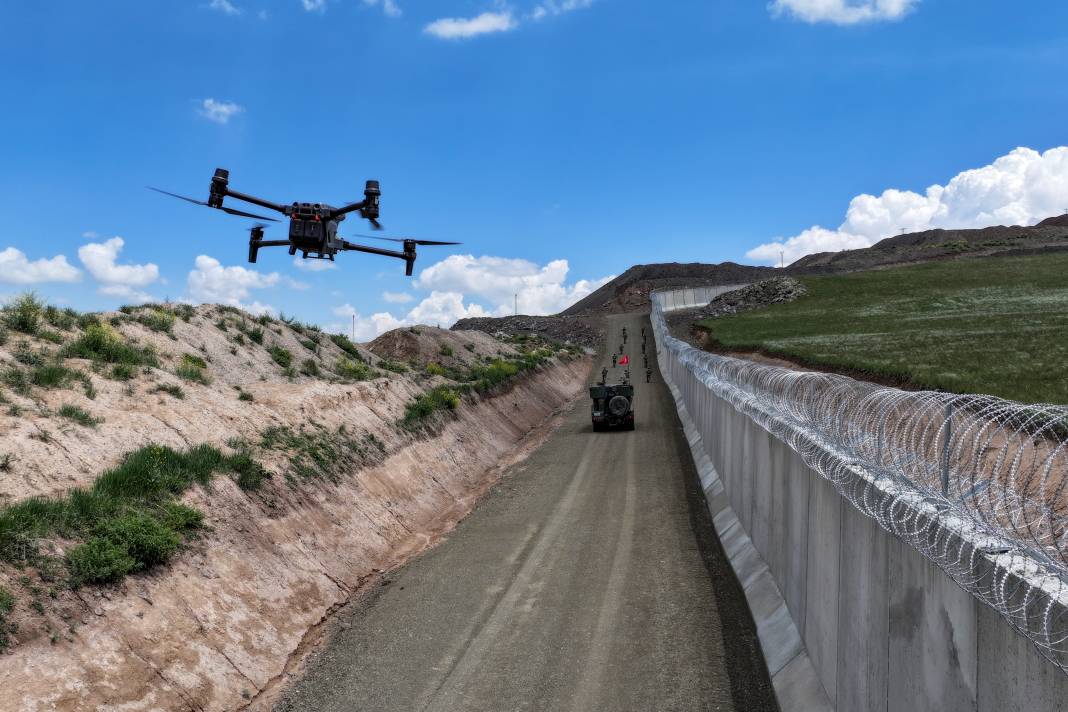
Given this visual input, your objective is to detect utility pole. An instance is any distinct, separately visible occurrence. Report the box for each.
[351,314,355,341]
[514,293,518,316]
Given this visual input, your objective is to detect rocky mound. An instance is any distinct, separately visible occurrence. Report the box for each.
[665,278,807,340]
[451,314,604,349]
[367,326,508,368]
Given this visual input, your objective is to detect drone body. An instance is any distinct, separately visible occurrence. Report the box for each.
[151,168,458,276]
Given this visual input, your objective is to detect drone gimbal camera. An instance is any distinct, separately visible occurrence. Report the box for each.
[151,168,459,275]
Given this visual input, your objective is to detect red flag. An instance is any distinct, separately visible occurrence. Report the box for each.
[619,354,630,366]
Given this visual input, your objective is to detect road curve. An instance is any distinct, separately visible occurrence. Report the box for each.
[275,313,778,712]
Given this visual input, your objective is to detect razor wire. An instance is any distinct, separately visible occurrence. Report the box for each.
[650,287,1068,674]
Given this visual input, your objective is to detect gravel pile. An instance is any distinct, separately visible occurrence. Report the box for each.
[665,277,807,341]
[452,314,604,349]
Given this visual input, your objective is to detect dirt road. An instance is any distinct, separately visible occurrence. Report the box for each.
[275,314,777,712]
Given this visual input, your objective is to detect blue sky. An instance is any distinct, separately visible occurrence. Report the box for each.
[2,0,1067,337]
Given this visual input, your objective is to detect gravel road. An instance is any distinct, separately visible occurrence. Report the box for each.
[275,313,778,712]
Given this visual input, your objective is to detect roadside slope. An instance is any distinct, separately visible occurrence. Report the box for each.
[0,298,590,710]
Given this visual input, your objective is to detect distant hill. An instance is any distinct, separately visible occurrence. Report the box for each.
[559,262,779,316]
[453,215,1068,342]
[788,221,1068,272]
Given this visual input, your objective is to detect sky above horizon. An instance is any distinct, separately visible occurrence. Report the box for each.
[2,1,1068,338]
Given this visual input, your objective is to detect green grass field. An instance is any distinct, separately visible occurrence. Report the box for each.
[696,253,1068,404]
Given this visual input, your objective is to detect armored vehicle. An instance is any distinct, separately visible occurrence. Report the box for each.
[589,383,635,431]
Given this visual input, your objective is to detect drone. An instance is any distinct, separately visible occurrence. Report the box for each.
[150,168,459,275]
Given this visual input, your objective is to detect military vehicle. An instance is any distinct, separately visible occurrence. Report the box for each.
[589,382,635,431]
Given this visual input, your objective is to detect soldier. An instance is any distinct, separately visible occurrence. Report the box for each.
[612,354,617,368]
[622,328,627,344]
[646,368,652,383]
[600,367,608,384]
[641,342,646,354]
[619,343,624,355]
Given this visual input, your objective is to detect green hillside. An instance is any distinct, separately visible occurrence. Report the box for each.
[696,252,1068,404]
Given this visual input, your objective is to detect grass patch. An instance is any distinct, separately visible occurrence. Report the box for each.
[64,323,157,367]
[135,308,176,334]
[0,444,261,586]
[402,386,461,428]
[151,383,185,399]
[248,326,264,345]
[0,585,13,650]
[258,424,382,482]
[329,333,364,361]
[268,346,292,368]
[335,357,375,381]
[439,344,454,357]
[299,358,320,377]
[238,390,254,402]
[2,293,44,335]
[378,359,408,373]
[30,363,79,389]
[696,252,1068,404]
[176,354,210,385]
[110,363,137,381]
[57,404,101,427]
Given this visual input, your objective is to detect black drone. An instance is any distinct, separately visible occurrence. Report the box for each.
[150,168,459,275]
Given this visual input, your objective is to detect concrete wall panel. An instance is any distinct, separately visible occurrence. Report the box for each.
[888,537,977,712]
[835,498,889,712]
[804,473,842,704]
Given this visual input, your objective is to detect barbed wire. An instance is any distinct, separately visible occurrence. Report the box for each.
[650,288,1068,675]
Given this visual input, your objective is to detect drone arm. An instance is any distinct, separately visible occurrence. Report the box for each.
[327,200,367,220]
[340,239,416,276]
[223,187,288,215]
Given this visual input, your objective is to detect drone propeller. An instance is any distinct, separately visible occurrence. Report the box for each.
[147,186,280,222]
[351,234,462,246]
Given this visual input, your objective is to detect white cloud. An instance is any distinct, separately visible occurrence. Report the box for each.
[424,12,517,39]
[0,248,81,285]
[531,0,594,21]
[415,254,613,315]
[769,0,918,25]
[198,98,244,124]
[330,303,404,341]
[292,256,337,272]
[208,0,242,15]
[323,254,612,340]
[78,237,159,298]
[302,0,326,11]
[382,290,414,303]
[746,146,1068,265]
[186,255,280,315]
[363,0,401,17]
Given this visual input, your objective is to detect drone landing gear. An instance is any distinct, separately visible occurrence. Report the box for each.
[248,227,291,264]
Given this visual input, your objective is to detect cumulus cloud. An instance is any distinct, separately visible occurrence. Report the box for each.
[292,257,337,272]
[186,255,280,315]
[198,98,244,124]
[531,0,594,21]
[324,255,610,341]
[424,12,517,39]
[769,0,919,25]
[78,237,159,299]
[415,254,613,316]
[363,0,401,17]
[382,290,414,303]
[747,146,1068,265]
[0,248,81,285]
[208,0,242,15]
[302,0,326,11]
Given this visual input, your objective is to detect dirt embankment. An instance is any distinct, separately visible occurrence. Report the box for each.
[0,303,591,711]
[451,314,604,350]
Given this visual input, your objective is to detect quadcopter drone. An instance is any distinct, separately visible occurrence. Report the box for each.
[150,168,459,275]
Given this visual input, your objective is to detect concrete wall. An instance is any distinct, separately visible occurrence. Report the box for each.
[653,287,1068,712]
